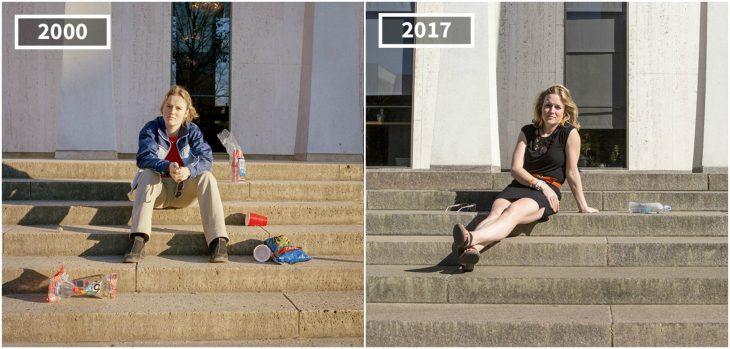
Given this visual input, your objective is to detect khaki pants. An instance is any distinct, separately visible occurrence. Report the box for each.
[130,169,228,246]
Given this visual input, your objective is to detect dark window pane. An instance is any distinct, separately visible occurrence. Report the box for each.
[566,2,627,167]
[172,2,230,152]
[366,2,414,167]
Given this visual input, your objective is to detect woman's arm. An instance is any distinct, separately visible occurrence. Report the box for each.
[565,129,598,213]
[136,123,171,175]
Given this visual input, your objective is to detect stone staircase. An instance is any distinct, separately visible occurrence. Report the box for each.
[2,159,364,346]
[365,169,728,346]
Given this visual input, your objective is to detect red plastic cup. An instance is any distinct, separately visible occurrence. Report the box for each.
[245,211,268,226]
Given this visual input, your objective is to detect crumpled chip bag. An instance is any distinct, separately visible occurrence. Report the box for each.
[264,235,312,264]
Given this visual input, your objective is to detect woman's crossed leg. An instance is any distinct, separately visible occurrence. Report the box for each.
[466,197,545,252]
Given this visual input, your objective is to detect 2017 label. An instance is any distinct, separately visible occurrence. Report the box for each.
[402,21,451,39]
[379,13,473,48]
[15,15,110,50]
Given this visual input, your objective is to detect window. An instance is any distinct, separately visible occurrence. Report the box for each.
[565,2,627,167]
[172,2,230,152]
[365,2,415,167]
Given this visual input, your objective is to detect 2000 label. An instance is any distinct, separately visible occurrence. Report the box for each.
[15,15,110,50]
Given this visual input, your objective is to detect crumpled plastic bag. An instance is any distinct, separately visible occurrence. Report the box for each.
[47,264,118,302]
[264,235,312,264]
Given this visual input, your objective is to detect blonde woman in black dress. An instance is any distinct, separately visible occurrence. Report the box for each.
[453,84,598,272]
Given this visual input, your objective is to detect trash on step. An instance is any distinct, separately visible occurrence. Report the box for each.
[217,129,246,182]
[47,264,118,303]
[253,244,272,263]
[263,235,312,264]
[445,203,477,212]
[245,211,268,226]
[628,202,672,214]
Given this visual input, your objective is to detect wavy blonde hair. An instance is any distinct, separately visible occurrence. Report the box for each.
[159,85,199,125]
[532,84,580,130]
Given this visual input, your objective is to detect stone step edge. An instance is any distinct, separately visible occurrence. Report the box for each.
[365,303,727,347]
[2,337,364,347]
[367,189,728,193]
[2,291,364,343]
[365,236,727,267]
[3,255,364,294]
[366,265,727,305]
[3,200,364,206]
[2,223,364,231]
[3,178,364,184]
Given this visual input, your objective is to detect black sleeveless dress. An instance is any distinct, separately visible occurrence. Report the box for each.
[495,122,576,221]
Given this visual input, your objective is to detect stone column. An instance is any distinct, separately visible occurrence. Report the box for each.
[412,2,501,170]
[627,3,701,171]
[698,2,728,172]
[56,2,117,159]
[410,2,442,169]
[496,2,564,170]
[302,2,363,161]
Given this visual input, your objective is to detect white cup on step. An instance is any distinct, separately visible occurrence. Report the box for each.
[253,244,272,263]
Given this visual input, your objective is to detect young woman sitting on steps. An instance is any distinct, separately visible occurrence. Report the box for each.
[123,85,229,263]
[453,84,598,272]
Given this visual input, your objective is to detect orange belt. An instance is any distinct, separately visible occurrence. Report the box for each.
[531,173,561,190]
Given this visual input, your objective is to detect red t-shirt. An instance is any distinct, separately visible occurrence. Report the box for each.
[163,135,183,177]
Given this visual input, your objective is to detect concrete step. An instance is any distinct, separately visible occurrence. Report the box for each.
[367,189,727,211]
[3,255,362,294]
[3,178,363,201]
[366,303,727,346]
[366,265,727,304]
[366,210,728,236]
[2,291,363,343]
[366,236,727,267]
[3,200,363,225]
[367,169,727,191]
[4,338,364,347]
[3,159,363,181]
[3,337,363,347]
[2,225,363,257]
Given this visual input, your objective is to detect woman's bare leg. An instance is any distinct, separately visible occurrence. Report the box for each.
[472,198,512,230]
[467,198,545,251]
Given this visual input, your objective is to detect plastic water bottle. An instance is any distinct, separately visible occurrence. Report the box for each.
[231,148,243,182]
[238,155,246,178]
[628,202,672,214]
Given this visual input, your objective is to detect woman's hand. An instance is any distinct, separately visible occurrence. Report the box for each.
[169,163,191,182]
[540,186,560,212]
[579,207,599,213]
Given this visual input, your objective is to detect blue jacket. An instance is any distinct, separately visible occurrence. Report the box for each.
[136,116,213,178]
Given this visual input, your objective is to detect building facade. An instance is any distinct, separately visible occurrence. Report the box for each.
[3,2,364,161]
[366,2,727,172]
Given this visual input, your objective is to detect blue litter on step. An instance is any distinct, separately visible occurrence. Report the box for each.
[264,235,313,264]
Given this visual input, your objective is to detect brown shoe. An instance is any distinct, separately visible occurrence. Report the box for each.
[459,247,480,272]
[452,224,472,256]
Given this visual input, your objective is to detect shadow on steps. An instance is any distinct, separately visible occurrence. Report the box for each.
[402,216,539,274]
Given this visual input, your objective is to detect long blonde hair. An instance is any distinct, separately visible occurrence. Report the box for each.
[159,85,199,125]
[532,84,580,130]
